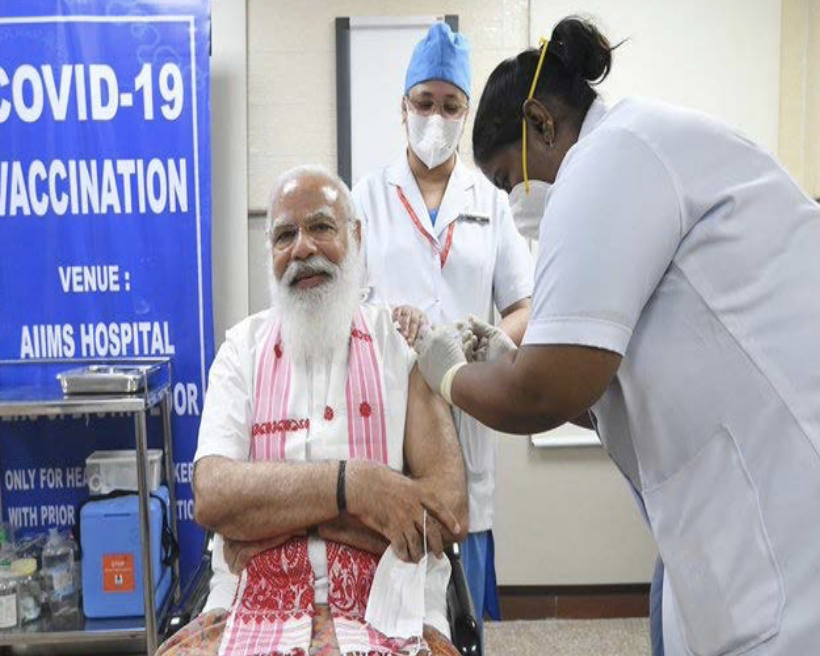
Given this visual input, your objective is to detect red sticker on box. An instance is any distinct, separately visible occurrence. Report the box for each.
[103,553,135,593]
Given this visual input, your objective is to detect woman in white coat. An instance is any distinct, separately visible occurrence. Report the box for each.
[414,16,820,656]
[352,23,534,629]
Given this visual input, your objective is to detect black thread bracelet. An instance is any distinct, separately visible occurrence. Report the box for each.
[336,460,347,513]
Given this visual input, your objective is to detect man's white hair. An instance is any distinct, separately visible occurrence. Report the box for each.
[266,164,356,238]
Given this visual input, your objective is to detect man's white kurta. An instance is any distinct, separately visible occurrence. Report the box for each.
[524,97,820,655]
[194,303,448,637]
[352,155,534,531]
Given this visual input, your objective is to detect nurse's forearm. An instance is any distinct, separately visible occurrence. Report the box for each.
[449,356,565,434]
[449,344,620,435]
[499,299,531,345]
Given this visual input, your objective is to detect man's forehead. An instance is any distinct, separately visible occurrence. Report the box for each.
[271,174,345,220]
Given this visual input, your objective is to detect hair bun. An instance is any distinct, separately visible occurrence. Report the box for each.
[550,16,612,84]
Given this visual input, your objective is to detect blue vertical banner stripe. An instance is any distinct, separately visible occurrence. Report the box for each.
[0,0,213,586]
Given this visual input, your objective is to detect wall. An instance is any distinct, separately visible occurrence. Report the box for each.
[530,0,783,151]
[246,0,528,212]
[779,0,820,197]
[807,1,820,196]
[211,0,249,344]
[495,426,657,585]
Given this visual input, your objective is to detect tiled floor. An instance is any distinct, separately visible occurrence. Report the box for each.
[484,618,650,656]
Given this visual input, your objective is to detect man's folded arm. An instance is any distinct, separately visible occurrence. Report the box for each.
[194,456,340,541]
[317,512,389,556]
[194,453,450,560]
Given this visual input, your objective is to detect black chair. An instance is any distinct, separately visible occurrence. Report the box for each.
[445,541,482,655]
[165,534,482,655]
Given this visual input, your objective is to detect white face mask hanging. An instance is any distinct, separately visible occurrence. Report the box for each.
[365,511,452,641]
[364,545,427,641]
[508,179,552,240]
[407,112,465,170]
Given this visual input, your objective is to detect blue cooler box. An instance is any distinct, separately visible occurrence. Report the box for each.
[81,485,173,618]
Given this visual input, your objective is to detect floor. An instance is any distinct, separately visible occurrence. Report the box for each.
[484,618,650,656]
[7,618,650,656]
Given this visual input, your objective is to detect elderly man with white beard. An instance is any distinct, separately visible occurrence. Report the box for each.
[156,166,468,656]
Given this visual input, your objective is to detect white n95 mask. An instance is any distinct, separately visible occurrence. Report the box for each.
[365,547,452,642]
[365,512,452,641]
[365,546,427,641]
[407,112,464,170]
[508,179,552,240]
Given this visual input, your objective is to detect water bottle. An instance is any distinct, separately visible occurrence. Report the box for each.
[41,529,79,616]
[0,523,16,575]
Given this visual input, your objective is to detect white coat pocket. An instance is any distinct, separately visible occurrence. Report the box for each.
[643,426,784,656]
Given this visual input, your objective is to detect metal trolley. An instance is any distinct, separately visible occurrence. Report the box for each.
[0,359,178,655]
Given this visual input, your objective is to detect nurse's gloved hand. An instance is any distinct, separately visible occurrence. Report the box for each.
[414,323,467,404]
[468,315,517,362]
[454,320,480,362]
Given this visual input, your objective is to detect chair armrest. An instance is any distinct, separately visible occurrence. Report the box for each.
[445,544,482,656]
[163,536,214,638]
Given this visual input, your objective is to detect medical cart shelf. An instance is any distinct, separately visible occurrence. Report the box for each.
[0,358,178,655]
[0,579,176,650]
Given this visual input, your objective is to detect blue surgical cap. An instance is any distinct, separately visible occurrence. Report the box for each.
[404,22,472,99]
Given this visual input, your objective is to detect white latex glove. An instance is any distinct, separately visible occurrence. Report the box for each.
[414,324,467,403]
[468,315,517,362]
[454,320,480,362]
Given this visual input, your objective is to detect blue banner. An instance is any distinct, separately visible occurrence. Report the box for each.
[0,0,213,586]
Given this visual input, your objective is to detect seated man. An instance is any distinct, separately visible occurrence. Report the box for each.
[158,165,469,656]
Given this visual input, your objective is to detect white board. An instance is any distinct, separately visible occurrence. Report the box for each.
[348,16,447,186]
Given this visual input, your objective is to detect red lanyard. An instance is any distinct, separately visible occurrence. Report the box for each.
[396,186,455,268]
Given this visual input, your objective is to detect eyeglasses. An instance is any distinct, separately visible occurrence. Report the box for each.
[405,95,469,119]
[268,216,340,252]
